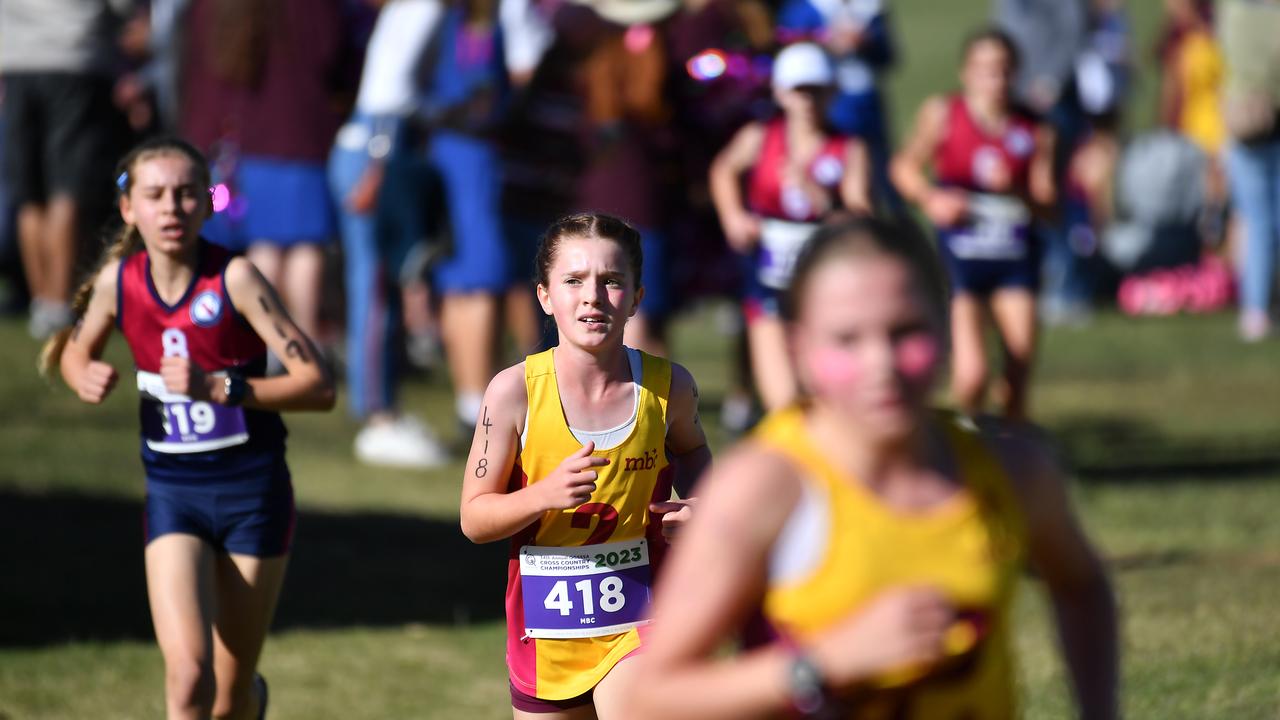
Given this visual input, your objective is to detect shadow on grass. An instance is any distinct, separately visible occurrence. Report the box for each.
[1048,415,1280,483]
[0,489,507,648]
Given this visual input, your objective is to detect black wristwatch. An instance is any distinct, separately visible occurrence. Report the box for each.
[787,650,828,717]
[223,372,248,407]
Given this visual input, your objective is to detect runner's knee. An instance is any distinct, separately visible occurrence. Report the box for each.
[164,656,215,712]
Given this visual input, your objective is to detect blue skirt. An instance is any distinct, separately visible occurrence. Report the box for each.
[205,155,336,250]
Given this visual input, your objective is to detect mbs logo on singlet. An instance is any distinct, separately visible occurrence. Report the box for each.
[623,448,659,472]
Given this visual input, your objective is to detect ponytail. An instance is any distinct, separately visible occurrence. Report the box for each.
[38,224,144,377]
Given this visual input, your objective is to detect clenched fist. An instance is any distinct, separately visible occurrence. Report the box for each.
[160,356,212,401]
[809,586,956,691]
[649,498,696,540]
[76,360,119,404]
[922,188,969,227]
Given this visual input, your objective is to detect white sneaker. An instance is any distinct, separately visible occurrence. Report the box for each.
[354,415,449,469]
[719,391,759,436]
[27,299,73,340]
[405,331,442,371]
[1240,310,1271,343]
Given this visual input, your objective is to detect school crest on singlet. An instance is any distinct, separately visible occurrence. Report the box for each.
[189,290,224,327]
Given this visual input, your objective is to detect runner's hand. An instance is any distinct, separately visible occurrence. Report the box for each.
[77,360,118,404]
[983,158,1013,193]
[809,586,954,690]
[160,356,211,400]
[649,498,697,540]
[535,441,609,511]
[922,188,969,227]
[723,211,762,252]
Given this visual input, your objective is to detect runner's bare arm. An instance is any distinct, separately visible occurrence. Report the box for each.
[890,95,948,205]
[1030,124,1057,209]
[839,137,873,214]
[60,261,121,404]
[709,122,767,251]
[460,366,527,542]
[460,365,609,543]
[649,364,712,538]
[997,427,1118,720]
[224,257,335,411]
[665,363,711,498]
[622,445,804,720]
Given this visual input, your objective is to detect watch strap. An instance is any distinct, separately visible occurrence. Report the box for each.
[785,647,829,718]
[223,372,247,407]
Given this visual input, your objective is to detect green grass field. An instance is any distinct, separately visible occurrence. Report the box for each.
[4,1,1280,718]
[3,307,1279,719]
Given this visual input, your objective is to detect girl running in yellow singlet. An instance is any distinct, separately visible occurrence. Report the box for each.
[623,217,1117,720]
[460,213,711,719]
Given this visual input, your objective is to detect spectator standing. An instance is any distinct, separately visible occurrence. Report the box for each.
[664,0,777,432]
[993,0,1093,324]
[559,0,683,356]
[1062,0,1132,292]
[180,0,348,346]
[0,0,134,338]
[993,0,1086,119]
[492,0,554,357]
[330,0,450,468]
[1156,0,1220,150]
[121,0,194,133]
[1220,0,1280,341]
[410,0,515,439]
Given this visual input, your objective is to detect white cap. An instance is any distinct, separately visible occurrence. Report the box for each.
[772,43,834,91]
[566,0,680,25]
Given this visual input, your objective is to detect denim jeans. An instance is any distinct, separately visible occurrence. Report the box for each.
[329,113,400,419]
[1039,87,1095,316]
[1227,139,1280,315]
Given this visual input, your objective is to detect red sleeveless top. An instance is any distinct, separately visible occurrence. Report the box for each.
[747,118,850,222]
[934,95,1038,193]
[117,241,266,374]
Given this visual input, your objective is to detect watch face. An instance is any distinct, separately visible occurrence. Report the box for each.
[790,654,826,714]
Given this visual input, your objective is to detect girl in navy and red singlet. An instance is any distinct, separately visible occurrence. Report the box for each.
[892,28,1055,420]
[41,137,335,719]
[710,42,870,413]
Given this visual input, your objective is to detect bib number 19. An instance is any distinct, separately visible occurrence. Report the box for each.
[158,401,217,436]
[543,576,627,617]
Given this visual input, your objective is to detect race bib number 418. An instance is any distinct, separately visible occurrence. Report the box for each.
[520,539,652,639]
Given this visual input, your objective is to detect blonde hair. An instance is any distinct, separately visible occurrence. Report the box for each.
[39,137,212,377]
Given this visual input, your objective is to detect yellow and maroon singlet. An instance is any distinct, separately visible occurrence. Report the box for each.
[753,407,1027,719]
[504,348,674,701]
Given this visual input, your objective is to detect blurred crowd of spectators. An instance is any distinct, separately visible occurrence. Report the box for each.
[0,0,1277,464]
